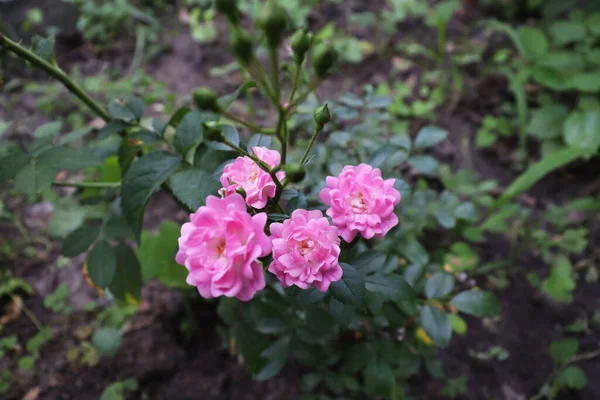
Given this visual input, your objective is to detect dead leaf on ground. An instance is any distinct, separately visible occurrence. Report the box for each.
[22,386,41,400]
[0,295,23,325]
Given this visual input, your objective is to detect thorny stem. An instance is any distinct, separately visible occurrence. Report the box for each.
[0,33,112,122]
[52,181,121,189]
[301,125,323,166]
[249,58,276,104]
[241,69,255,124]
[221,110,274,134]
[221,139,283,192]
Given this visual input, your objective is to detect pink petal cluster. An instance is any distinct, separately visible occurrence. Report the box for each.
[219,146,285,209]
[319,163,401,243]
[175,194,271,301]
[269,209,342,291]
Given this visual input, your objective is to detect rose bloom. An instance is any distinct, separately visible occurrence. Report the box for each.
[319,163,401,243]
[269,209,342,291]
[220,146,285,209]
[175,194,271,301]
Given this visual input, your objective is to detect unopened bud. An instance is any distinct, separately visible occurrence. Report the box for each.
[231,28,253,65]
[193,88,220,112]
[312,43,338,77]
[313,104,330,127]
[257,1,288,49]
[203,122,224,142]
[284,164,306,183]
[291,28,311,63]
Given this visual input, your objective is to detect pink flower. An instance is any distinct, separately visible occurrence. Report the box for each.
[319,163,401,243]
[269,209,342,291]
[219,146,285,209]
[175,194,271,301]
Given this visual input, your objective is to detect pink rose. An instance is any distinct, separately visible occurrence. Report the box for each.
[219,146,285,209]
[175,194,271,301]
[319,163,401,243]
[269,209,342,292]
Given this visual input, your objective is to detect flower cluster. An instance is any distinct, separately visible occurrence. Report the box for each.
[176,149,401,301]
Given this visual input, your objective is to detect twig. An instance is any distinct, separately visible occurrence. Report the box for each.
[52,181,121,189]
[0,33,111,122]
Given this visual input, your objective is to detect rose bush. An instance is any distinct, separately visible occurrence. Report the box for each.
[0,0,502,397]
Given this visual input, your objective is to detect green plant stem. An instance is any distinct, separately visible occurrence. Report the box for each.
[249,58,276,103]
[288,62,302,104]
[268,47,281,106]
[289,78,320,108]
[221,139,283,192]
[241,70,255,124]
[0,33,111,122]
[274,110,288,164]
[52,181,121,189]
[301,125,323,165]
[221,110,274,134]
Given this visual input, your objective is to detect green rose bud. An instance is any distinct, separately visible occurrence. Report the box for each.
[312,44,338,77]
[192,88,220,112]
[230,28,253,65]
[203,122,225,142]
[284,164,306,183]
[214,0,239,24]
[257,1,288,49]
[313,104,330,127]
[291,28,311,63]
[235,187,247,198]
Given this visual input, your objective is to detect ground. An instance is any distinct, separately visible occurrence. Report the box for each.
[1,1,600,400]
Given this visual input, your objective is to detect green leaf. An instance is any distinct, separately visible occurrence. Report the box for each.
[121,151,181,241]
[369,145,408,169]
[14,159,57,194]
[569,73,600,93]
[527,104,569,140]
[62,223,101,257]
[517,26,548,59]
[542,255,575,303]
[168,168,220,211]
[364,360,396,398]
[98,120,130,140]
[351,250,387,275]
[550,338,579,364]
[420,305,451,347]
[25,326,52,354]
[396,238,429,265]
[559,366,587,389]
[59,127,92,145]
[414,125,448,149]
[497,147,592,206]
[476,128,496,148]
[165,107,191,131]
[425,273,455,299]
[174,110,218,154]
[110,244,143,304]
[205,124,240,151]
[254,335,290,381]
[34,121,62,139]
[449,314,467,335]
[108,96,144,123]
[92,327,121,357]
[103,215,133,240]
[138,221,187,287]
[232,320,271,374]
[549,21,586,46]
[247,134,272,152]
[408,155,439,176]
[87,241,117,289]
[38,146,102,170]
[329,297,355,327]
[117,137,140,174]
[296,308,337,344]
[454,202,479,222]
[217,81,258,110]
[295,286,326,304]
[450,290,500,317]
[18,355,35,371]
[329,263,365,306]
[31,35,55,61]
[0,151,30,182]
[588,13,600,36]
[365,273,415,301]
[537,51,585,74]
